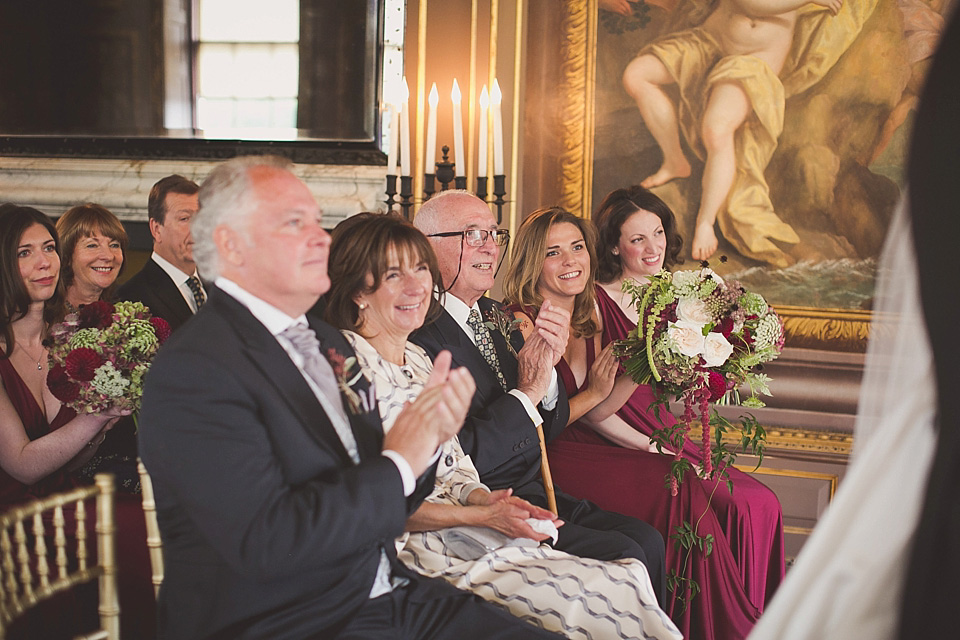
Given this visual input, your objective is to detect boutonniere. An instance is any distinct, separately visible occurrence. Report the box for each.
[326,348,375,415]
[483,305,527,358]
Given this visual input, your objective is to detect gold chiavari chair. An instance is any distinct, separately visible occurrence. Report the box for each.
[0,473,119,640]
[136,459,163,599]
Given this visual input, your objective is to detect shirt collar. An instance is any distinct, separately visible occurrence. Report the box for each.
[441,292,479,329]
[152,252,198,286]
[215,277,306,337]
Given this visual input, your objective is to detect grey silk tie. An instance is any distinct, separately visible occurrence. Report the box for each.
[279,323,359,463]
[467,308,507,391]
[186,275,206,311]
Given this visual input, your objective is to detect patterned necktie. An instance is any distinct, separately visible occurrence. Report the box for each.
[279,324,359,463]
[467,308,507,391]
[186,275,206,311]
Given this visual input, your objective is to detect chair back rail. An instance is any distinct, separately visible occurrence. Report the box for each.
[0,474,119,640]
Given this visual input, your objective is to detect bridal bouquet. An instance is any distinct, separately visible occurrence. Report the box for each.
[47,300,171,414]
[615,266,784,484]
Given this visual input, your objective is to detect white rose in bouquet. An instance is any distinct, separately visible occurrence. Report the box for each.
[702,332,735,367]
[667,320,705,358]
[677,297,714,325]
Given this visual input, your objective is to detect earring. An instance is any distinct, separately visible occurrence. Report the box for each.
[612,248,619,256]
[358,303,368,310]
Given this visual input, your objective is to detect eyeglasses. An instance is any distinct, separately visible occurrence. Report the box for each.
[427,229,510,247]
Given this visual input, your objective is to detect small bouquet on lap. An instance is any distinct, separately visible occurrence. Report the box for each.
[47,300,171,424]
[615,266,785,494]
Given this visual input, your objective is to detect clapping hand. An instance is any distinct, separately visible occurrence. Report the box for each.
[530,299,570,365]
[585,343,619,403]
[516,300,570,404]
[384,351,476,476]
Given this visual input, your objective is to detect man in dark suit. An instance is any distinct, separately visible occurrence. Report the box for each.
[118,175,205,331]
[138,157,561,640]
[412,190,666,602]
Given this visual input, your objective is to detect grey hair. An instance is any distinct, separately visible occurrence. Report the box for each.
[192,155,293,279]
[413,189,477,236]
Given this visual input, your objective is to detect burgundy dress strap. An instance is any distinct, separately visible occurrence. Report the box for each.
[0,351,45,436]
[595,284,634,349]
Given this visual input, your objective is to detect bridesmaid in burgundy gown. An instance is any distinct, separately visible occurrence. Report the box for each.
[0,204,154,639]
[592,187,784,611]
[502,202,781,640]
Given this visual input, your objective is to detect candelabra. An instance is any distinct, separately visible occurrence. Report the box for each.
[384,76,509,223]
[385,144,507,223]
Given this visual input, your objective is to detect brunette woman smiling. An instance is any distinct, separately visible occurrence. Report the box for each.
[0,204,125,508]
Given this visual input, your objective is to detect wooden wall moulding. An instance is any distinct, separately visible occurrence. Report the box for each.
[777,306,877,353]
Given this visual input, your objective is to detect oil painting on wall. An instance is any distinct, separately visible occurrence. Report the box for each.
[560,0,953,349]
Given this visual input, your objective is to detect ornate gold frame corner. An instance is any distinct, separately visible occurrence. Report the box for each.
[777,305,874,352]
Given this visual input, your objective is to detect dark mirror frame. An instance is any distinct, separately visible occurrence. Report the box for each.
[0,0,386,165]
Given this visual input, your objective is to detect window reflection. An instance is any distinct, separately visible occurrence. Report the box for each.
[194,0,299,137]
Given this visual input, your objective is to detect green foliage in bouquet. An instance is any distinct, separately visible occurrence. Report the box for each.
[613,266,784,606]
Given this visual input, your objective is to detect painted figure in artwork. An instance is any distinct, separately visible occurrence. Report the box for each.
[621,0,877,267]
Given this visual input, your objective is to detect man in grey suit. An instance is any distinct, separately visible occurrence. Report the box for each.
[118,175,205,331]
[138,156,562,640]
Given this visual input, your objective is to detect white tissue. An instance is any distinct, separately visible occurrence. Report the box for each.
[526,518,559,544]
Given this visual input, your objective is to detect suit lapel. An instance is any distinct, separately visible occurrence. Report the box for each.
[478,298,520,390]
[145,261,194,328]
[216,293,356,465]
[310,319,384,462]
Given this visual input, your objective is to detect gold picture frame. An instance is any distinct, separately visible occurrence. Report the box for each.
[553,0,933,352]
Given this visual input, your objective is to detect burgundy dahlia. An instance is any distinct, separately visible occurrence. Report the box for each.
[78,300,114,329]
[47,363,80,403]
[713,316,734,338]
[64,347,103,381]
[707,370,727,402]
[150,317,172,344]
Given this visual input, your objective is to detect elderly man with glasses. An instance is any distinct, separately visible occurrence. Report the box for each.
[412,190,666,604]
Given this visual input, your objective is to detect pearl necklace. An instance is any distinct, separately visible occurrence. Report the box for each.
[15,341,44,371]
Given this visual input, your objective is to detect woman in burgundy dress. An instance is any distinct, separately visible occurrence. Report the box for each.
[502,201,781,639]
[592,187,784,611]
[0,204,153,639]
